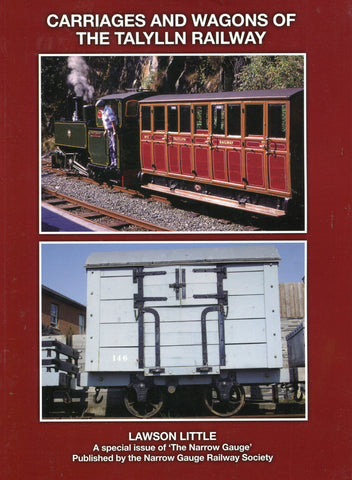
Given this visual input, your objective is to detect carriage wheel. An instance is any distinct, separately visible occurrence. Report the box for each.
[123,387,164,419]
[204,384,245,417]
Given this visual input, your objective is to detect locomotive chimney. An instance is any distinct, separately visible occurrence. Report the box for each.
[72,96,83,121]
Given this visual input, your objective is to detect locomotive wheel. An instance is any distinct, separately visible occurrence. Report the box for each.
[123,387,163,419]
[204,384,245,417]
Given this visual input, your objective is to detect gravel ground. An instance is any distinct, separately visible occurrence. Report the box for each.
[41,170,255,232]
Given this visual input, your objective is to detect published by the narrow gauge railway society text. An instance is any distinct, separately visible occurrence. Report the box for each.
[71,434,274,464]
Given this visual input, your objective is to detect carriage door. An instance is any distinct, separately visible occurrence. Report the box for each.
[266,102,290,194]
[193,104,211,179]
[210,104,227,182]
[243,103,266,188]
[140,105,153,170]
[138,264,227,373]
[152,105,167,172]
[166,105,193,176]
[166,105,181,174]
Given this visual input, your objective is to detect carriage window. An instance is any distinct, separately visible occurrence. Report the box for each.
[212,104,225,135]
[245,104,263,136]
[194,105,208,132]
[227,104,241,136]
[180,105,191,132]
[168,105,178,132]
[268,103,286,138]
[141,106,151,131]
[125,100,139,117]
[154,106,165,131]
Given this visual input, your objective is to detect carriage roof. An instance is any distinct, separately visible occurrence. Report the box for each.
[140,88,303,104]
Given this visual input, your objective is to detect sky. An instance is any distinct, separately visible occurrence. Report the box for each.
[41,241,306,306]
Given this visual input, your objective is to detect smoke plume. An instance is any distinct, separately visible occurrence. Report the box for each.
[67,56,94,100]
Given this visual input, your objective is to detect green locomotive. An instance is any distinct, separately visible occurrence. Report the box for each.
[53,91,150,186]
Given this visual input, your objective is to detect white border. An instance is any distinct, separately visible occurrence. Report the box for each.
[39,54,307,234]
[39,240,308,423]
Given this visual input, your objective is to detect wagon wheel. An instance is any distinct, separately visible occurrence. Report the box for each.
[123,387,163,419]
[204,384,245,417]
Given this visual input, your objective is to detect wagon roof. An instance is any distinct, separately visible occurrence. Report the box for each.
[85,246,281,269]
[140,88,303,104]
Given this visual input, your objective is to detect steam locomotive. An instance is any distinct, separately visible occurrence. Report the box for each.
[52,88,304,217]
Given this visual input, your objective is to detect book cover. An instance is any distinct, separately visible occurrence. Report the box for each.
[1,0,351,478]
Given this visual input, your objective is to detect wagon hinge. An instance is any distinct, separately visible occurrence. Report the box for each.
[133,269,167,282]
[133,294,168,309]
[192,265,227,277]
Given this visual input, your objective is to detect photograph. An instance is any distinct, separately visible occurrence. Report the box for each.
[40,241,306,421]
[40,55,305,233]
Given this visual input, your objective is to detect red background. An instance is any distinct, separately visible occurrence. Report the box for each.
[1,0,351,478]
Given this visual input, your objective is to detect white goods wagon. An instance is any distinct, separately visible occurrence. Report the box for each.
[80,245,287,417]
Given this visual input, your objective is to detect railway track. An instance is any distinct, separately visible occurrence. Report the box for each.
[42,162,169,203]
[42,163,262,231]
[41,187,171,232]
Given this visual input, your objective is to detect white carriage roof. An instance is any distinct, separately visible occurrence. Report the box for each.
[85,246,281,269]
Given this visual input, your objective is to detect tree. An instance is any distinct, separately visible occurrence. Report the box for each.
[237,56,304,90]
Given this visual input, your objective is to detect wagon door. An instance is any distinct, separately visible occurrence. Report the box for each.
[137,264,228,375]
[266,102,290,194]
